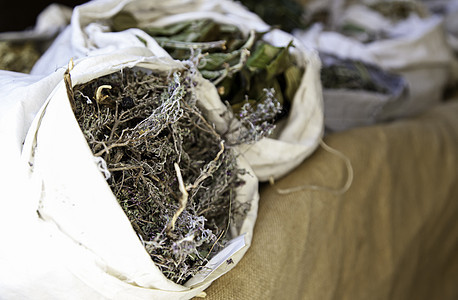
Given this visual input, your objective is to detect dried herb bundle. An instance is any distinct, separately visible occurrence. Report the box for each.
[239,0,308,33]
[320,53,404,94]
[112,15,302,116]
[0,41,41,73]
[72,67,249,284]
[340,2,426,43]
[369,1,426,21]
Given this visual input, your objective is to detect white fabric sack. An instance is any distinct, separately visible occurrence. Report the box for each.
[295,5,456,130]
[421,0,458,79]
[0,48,259,299]
[319,53,408,131]
[32,0,324,182]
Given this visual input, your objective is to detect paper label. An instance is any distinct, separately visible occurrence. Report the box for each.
[184,234,246,287]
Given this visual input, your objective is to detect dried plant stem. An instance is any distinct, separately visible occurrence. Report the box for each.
[96,85,112,103]
[64,58,76,111]
[183,101,220,138]
[155,38,227,51]
[187,140,225,190]
[205,230,225,261]
[168,139,225,234]
[212,48,250,85]
[94,140,130,157]
[167,163,189,234]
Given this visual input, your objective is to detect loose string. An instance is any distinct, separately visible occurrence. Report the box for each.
[276,139,354,195]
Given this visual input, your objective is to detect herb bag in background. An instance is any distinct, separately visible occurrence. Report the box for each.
[1,48,258,299]
[32,0,324,182]
[295,3,457,131]
[319,52,408,131]
[441,1,458,54]
[421,0,458,65]
[0,4,72,73]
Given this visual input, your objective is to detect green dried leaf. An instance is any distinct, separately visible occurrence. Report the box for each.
[143,20,194,36]
[246,42,282,72]
[265,41,293,80]
[199,51,242,71]
[284,65,303,102]
[173,20,219,42]
[145,19,220,43]
[199,69,227,81]
[135,35,147,46]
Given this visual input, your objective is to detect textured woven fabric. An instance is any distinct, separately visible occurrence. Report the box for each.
[199,100,458,299]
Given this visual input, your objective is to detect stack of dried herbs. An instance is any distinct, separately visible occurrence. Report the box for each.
[0,41,41,73]
[72,67,244,284]
[320,53,404,94]
[112,14,303,116]
[339,23,388,44]
[340,1,426,43]
[239,0,308,33]
[369,1,426,21]
[71,66,278,284]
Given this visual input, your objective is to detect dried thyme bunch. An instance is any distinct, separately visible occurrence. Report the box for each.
[72,67,248,284]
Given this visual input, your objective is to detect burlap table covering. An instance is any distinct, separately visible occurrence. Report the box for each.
[198,100,458,299]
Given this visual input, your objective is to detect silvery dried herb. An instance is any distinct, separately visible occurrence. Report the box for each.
[72,67,248,284]
[71,62,280,284]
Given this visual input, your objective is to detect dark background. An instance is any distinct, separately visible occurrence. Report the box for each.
[0,0,87,32]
